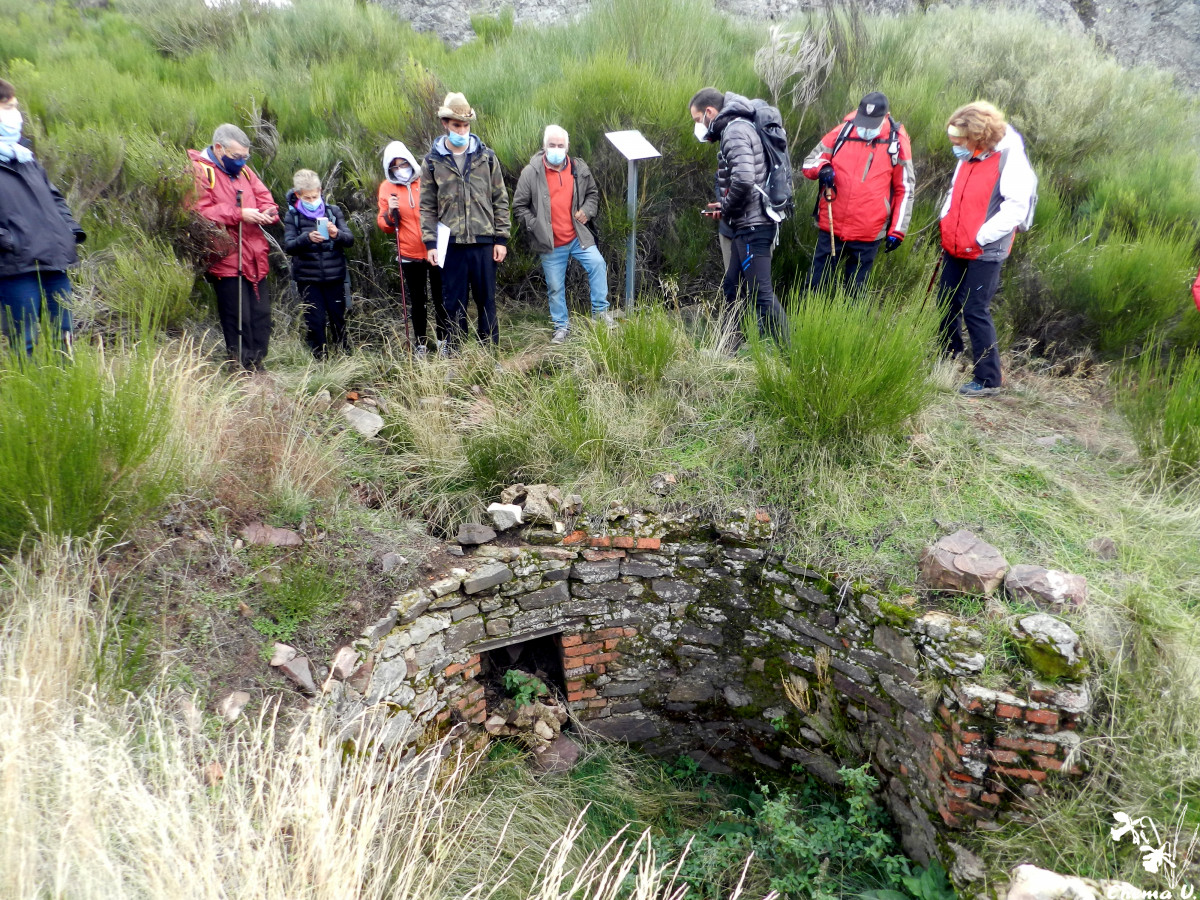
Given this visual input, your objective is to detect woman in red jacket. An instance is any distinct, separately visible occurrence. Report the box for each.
[937,101,1036,395]
[188,123,278,371]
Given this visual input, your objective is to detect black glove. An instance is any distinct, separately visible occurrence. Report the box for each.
[0,228,13,253]
[884,235,902,253]
[818,165,836,190]
[74,228,87,245]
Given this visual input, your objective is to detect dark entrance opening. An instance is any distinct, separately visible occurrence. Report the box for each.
[478,629,568,710]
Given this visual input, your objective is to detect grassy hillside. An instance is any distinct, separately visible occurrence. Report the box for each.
[2,0,1200,898]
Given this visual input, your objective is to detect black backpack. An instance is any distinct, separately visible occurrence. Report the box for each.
[749,99,794,221]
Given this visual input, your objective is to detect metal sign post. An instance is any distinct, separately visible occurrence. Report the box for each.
[605,130,661,312]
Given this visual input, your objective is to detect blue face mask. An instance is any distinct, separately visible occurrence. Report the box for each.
[545,148,566,166]
[447,129,469,148]
[952,144,973,161]
[0,107,22,143]
[220,153,248,176]
[857,125,881,141]
[300,197,323,212]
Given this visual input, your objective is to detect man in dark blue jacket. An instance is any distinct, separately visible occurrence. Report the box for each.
[0,78,84,354]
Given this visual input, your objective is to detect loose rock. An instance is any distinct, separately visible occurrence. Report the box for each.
[279,655,319,694]
[649,472,678,496]
[456,523,497,546]
[202,761,225,786]
[328,646,358,680]
[487,502,524,531]
[342,404,385,439]
[531,735,582,773]
[919,530,1009,595]
[1087,536,1118,560]
[1010,614,1087,680]
[381,551,407,573]
[240,522,304,548]
[216,691,251,723]
[269,643,298,667]
[522,484,560,524]
[500,483,528,505]
[1005,564,1088,609]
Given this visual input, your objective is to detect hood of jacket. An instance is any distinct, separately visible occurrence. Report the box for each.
[710,92,756,139]
[383,140,420,183]
[431,133,482,158]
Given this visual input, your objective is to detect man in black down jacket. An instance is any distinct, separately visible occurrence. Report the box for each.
[282,168,355,359]
[690,87,786,349]
[0,78,84,354]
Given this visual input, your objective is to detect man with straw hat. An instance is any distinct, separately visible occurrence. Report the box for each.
[419,92,511,352]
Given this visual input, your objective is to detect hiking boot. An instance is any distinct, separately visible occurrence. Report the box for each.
[415,344,428,361]
[550,327,569,345]
[436,340,450,359]
[595,311,615,329]
[958,380,1000,396]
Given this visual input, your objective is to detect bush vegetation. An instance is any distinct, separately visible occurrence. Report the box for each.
[1117,339,1200,479]
[0,333,185,550]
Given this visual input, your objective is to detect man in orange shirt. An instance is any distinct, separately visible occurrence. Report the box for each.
[378,140,446,357]
[513,125,609,344]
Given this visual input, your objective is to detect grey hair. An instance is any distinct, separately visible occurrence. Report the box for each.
[292,168,321,192]
[212,123,251,150]
[543,124,569,150]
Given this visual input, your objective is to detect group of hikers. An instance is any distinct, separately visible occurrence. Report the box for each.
[2,69,1047,395]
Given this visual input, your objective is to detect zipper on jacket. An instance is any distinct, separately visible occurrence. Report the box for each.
[862,151,874,182]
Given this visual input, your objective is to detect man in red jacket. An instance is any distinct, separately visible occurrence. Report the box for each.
[188,123,278,371]
[802,92,915,294]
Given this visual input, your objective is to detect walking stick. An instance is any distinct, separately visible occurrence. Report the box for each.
[235,189,244,368]
[921,254,944,311]
[824,187,836,258]
[393,221,413,356]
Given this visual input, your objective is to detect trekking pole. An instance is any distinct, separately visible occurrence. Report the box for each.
[921,254,944,312]
[235,189,244,368]
[394,226,412,356]
[824,187,836,258]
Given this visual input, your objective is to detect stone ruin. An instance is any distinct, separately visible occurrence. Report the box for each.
[320,502,1092,876]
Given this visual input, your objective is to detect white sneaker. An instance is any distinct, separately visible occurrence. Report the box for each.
[596,311,615,328]
[436,340,451,359]
[415,344,428,360]
[550,328,569,344]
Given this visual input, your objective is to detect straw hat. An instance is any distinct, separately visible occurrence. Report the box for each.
[437,92,476,122]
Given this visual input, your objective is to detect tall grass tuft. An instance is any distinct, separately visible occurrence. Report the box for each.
[748,290,939,446]
[0,334,187,550]
[583,306,686,391]
[1117,340,1200,479]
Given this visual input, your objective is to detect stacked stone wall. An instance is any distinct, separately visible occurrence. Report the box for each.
[332,510,1091,867]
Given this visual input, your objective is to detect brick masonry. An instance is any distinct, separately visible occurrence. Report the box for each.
[328,508,1091,868]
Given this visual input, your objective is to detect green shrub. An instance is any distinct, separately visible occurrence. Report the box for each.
[93,237,198,335]
[584,306,685,390]
[251,560,346,643]
[0,335,181,551]
[1117,340,1200,479]
[748,290,939,446]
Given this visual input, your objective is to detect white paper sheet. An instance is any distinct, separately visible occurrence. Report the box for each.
[604,130,661,161]
[436,222,451,269]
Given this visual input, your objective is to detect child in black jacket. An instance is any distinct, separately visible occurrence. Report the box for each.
[283,169,354,359]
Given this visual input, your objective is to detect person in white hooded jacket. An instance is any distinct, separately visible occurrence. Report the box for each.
[378,139,446,356]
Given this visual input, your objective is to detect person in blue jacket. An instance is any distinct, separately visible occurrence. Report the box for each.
[0,78,85,354]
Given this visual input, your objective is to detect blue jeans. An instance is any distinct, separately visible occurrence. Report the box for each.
[0,269,73,354]
[541,238,608,330]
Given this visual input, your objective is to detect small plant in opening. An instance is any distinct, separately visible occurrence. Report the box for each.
[503,669,549,707]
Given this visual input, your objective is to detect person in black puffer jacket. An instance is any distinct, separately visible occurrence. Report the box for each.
[283,169,355,359]
[690,87,786,350]
[0,78,84,354]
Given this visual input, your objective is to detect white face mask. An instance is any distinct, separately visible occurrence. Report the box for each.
[694,110,715,143]
[392,164,415,183]
[0,106,22,139]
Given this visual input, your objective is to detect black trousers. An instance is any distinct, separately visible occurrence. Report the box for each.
[442,242,498,346]
[401,259,446,344]
[937,253,1003,388]
[298,279,346,359]
[723,224,786,344]
[808,231,882,294]
[207,275,271,369]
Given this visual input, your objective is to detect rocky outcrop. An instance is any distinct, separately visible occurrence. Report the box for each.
[371,0,1200,91]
